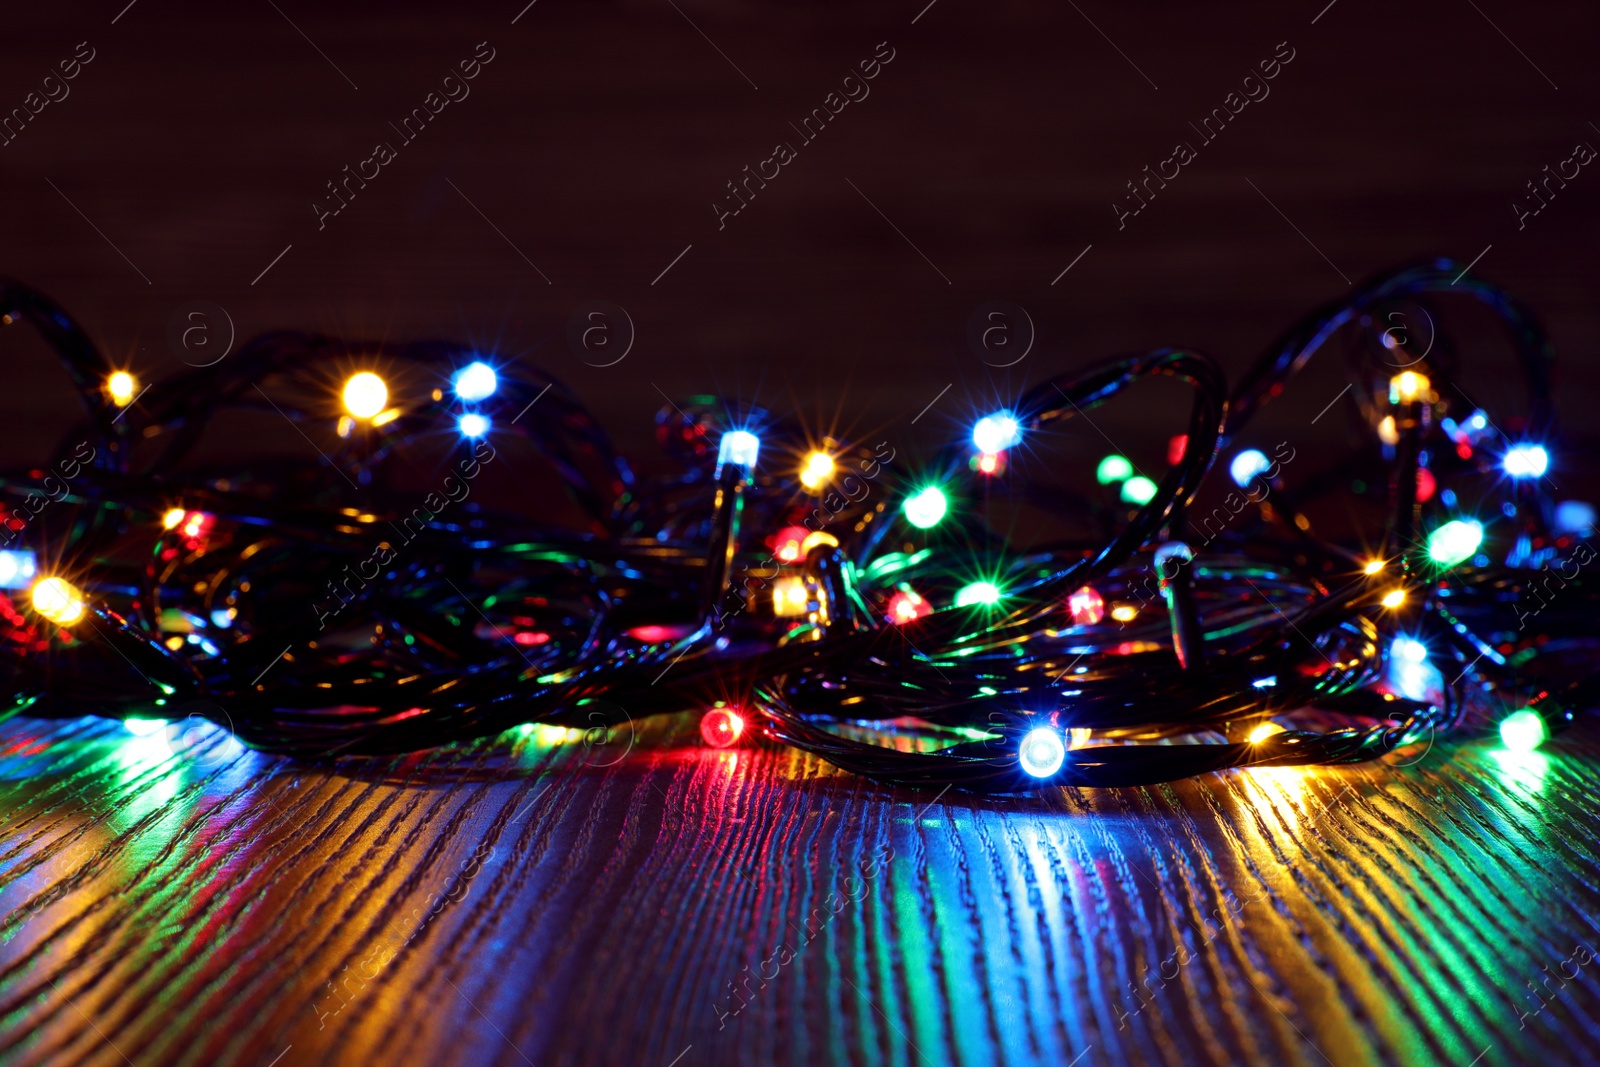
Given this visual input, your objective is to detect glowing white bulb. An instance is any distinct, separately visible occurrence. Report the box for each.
[972,413,1022,454]
[458,413,490,438]
[107,371,137,406]
[31,576,86,625]
[342,372,388,419]
[0,550,36,590]
[1018,727,1066,778]
[716,430,760,476]
[452,361,498,401]
[1502,444,1548,479]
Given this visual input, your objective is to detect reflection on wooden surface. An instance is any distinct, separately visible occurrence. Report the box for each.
[2,715,1597,1066]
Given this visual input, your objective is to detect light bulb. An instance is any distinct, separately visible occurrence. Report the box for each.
[1389,370,1430,404]
[1499,709,1547,752]
[1247,721,1285,743]
[1109,603,1138,623]
[772,577,811,616]
[1096,454,1133,484]
[1380,588,1407,609]
[716,430,760,476]
[954,581,1001,608]
[162,508,187,529]
[31,576,86,625]
[1362,558,1386,575]
[1067,585,1105,625]
[107,371,137,406]
[887,589,932,624]
[1229,449,1271,487]
[458,413,490,438]
[701,707,745,748]
[1502,444,1548,479]
[452,361,497,401]
[903,486,948,529]
[972,413,1022,454]
[1018,727,1066,778]
[799,451,835,491]
[0,549,37,590]
[1120,476,1158,505]
[1426,519,1484,567]
[342,372,389,419]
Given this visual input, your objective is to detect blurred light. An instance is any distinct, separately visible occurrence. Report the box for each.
[210,609,234,629]
[1555,500,1596,536]
[799,451,835,491]
[458,413,490,438]
[799,531,840,555]
[954,581,1002,608]
[772,526,810,563]
[107,371,137,406]
[772,577,811,616]
[701,707,745,748]
[972,413,1022,455]
[452,361,498,401]
[1499,709,1547,752]
[0,549,37,590]
[1120,476,1158,505]
[1388,637,1441,701]
[1154,541,1194,570]
[1252,676,1278,689]
[1018,727,1066,778]
[371,408,401,427]
[1167,434,1188,466]
[1389,370,1430,404]
[1380,588,1407,609]
[1109,603,1138,623]
[716,430,761,475]
[342,372,389,419]
[1427,519,1484,567]
[124,717,167,737]
[31,577,86,625]
[977,452,1000,475]
[1378,415,1399,446]
[1067,585,1105,626]
[1096,454,1134,484]
[903,486,948,529]
[1248,721,1285,743]
[1415,467,1436,503]
[1229,449,1272,487]
[1392,637,1427,663]
[162,508,187,530]
[1502,443,1548,479]
[887,589,932,624]
[1362,558,1386,576]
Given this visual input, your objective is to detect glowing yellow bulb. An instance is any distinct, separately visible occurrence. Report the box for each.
[1380,588,1407,609]
[1377,415,1399,446]
[799,531,840,555]
[799,451,835,492]
[1248,721,1286,743]
[1110,604,1138,623]
[772,577,811,616]
[107,371,137,406]
[342,372,389,419]
[1390,370,1430,404]
[31,577,86,625]
[162,508,187,529]
[1362,559,1385,576]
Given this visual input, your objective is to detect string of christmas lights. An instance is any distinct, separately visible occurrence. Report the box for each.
[0,259,1594,792]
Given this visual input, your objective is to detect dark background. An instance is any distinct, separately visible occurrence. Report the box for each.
[2,0,1596,506]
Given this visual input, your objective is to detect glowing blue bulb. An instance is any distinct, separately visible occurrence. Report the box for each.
[1388,637,1441,701]
[1555,500,1595,536]
[1392,637,1427,663]
[717,429,761,476]
[972,412,1022,454]
[0,549,38,590]
[453,361,498,401]
[1229,449,1272,487]
[458,413,490,438]
[1502,443,1548,479]
[1018,727,1066,778]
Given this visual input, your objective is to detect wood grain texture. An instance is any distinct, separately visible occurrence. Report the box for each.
[3,714,1599,1067]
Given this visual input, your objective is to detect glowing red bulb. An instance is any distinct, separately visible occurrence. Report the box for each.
[1415,467,1436,503]
[978,452,999,474]
[701,707,745,748]
[771,526,810,564]
[887,590,932,624]
[1168,434,1188,466]
[1067,585,1105,626]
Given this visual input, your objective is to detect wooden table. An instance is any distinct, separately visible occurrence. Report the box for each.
[3,712,1597,1066]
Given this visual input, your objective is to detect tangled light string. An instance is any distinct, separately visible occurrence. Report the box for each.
[0,260,1594,793]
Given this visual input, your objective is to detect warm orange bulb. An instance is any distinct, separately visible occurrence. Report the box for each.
[1380,588,1407,609]
[1362,559,1385,576]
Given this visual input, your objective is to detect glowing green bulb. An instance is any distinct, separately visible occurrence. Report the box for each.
[1499,709,1547,752]
[1426,519,1484,567]
[903,486,949,529]
[954,581,1002,608]
[1096,454,1134,484]
[1120,475,1158,505]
